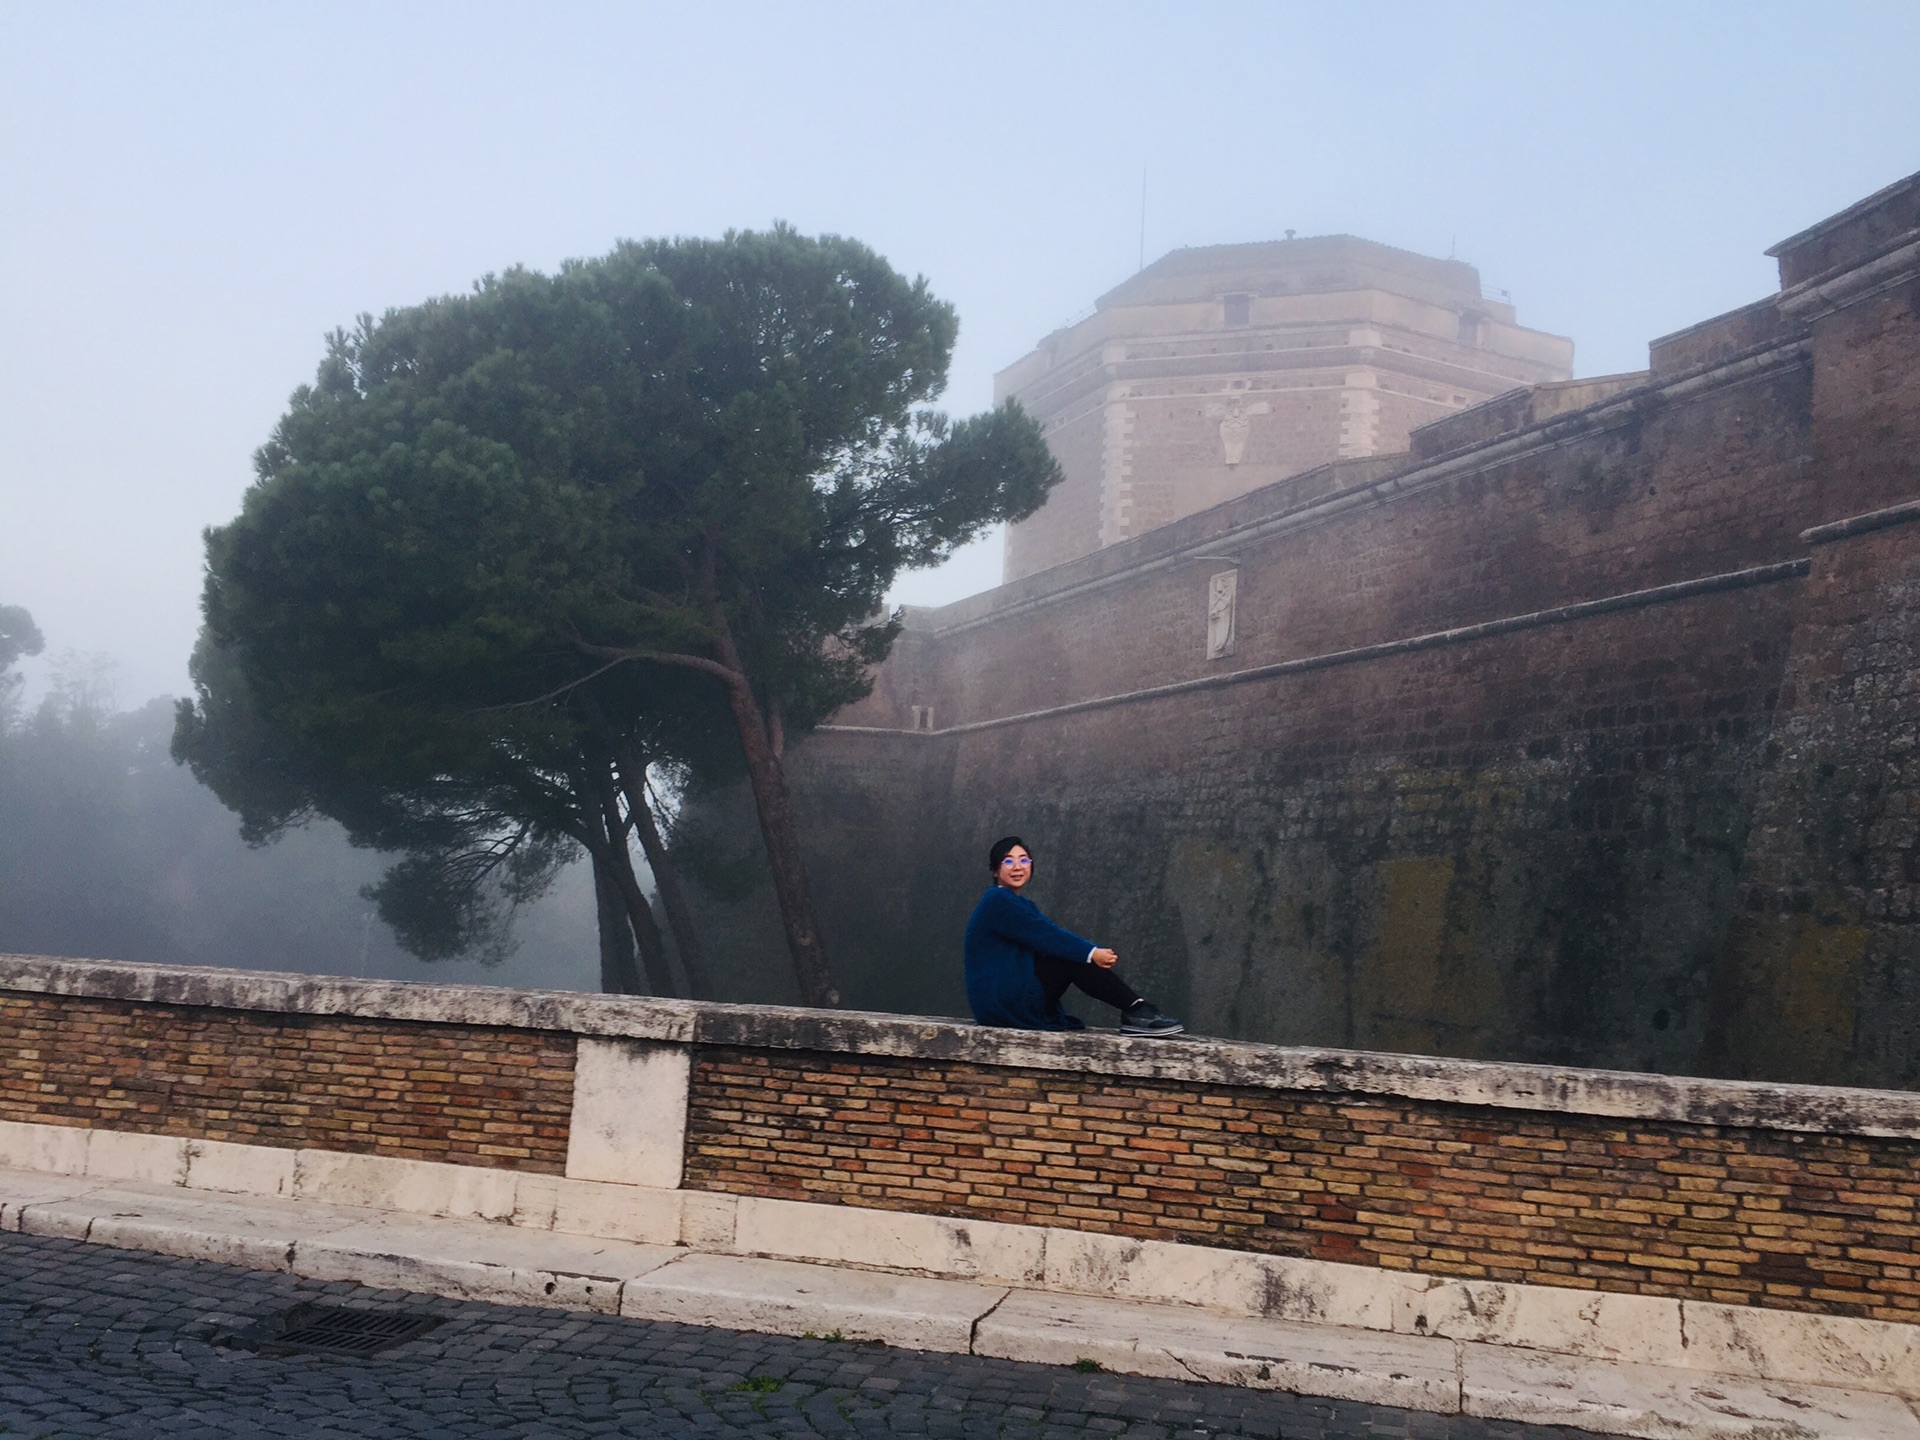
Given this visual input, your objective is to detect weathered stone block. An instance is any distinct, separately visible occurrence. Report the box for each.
[564,1037,688,1189]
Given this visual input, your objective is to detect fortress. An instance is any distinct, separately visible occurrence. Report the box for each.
[997,236,1573,579]
[688,171,1920,1091]
[8,178,1920,1426]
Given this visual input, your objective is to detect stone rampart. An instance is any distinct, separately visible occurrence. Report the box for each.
[683,171,1920,1090]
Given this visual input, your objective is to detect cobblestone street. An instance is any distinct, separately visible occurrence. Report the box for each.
[0,1234,1611,1440]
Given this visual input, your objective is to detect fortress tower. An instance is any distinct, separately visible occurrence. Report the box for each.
[997,236,1576,580]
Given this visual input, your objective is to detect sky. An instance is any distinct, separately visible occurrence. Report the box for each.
[4,1,1919,709]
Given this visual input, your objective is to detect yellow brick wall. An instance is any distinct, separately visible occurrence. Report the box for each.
[684,1047,1920,1324]
[0,994,575,1172]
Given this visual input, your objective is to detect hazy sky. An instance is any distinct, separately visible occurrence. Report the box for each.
[4,2,1918,708]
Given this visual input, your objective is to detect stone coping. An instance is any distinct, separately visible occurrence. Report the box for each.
[827,559,1810,739]
[8,953,1920,1138]
[1802,496,1920,547]
[1767,167,1920,288]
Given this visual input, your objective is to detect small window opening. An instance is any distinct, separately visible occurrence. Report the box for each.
[1223,293,1252,327]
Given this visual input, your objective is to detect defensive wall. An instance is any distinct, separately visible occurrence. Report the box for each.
[684,170,1920,1091]
[5,952,1920,1417]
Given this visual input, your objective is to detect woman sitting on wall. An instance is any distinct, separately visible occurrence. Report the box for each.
[963,836,1184,1036]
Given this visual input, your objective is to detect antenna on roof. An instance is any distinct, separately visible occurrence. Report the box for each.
[1139,167,1148,272]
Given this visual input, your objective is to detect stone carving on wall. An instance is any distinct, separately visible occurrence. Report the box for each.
[1206,570,1237,659]
[1206,398,1270,466]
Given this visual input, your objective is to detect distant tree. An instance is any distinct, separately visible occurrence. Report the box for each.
[0,673,598,985]
[0,604,44,723]
[0,605,42,672]
[179,226,1061,1002]
[174,634,589,975]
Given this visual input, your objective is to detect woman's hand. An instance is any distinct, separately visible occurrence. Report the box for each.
[1090,948,1118,969]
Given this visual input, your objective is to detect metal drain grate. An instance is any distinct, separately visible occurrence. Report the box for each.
[263,1303,441,1358]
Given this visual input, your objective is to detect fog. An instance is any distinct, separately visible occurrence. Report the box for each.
[3,1,1917,987]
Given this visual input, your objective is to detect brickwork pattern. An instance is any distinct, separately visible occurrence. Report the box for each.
[758,576,1805,1068]
[1807,272,1920,522]
[1709,517,1920,1084]
[0,994,574,1170]
[939,357,1817,733]
[684,1047,1920,1324]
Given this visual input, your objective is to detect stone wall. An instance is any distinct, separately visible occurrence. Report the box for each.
[1709,507,1920,1085]
[684,1046,1920,1324]
[681,171,1920,1089]
[7,953,1920,1335]
[997,236,1574,577]
[0,991,577,1171]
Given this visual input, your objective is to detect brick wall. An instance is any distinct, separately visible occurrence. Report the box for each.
[683,1045,1920,1324]
[1805,263,1920,524]
[1709,514,1920,1085]
[676,171,1920,1089]
[0,993,575,1171]
[6,953,1920,1332]
[1006,395,1113,579]
[692,569,1813,1073]
[998,240,1575,579]
[927,352,1816,733]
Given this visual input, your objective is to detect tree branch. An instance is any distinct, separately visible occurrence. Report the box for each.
[570,639,744,688]
[465,654,636,713]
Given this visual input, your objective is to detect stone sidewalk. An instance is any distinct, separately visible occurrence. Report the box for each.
[2,1165,1912,1439]
[0,1229,1597,1439]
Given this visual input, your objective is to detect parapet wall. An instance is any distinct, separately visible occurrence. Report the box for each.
[7,952,1920,1356]
[0,989,577,1170]
[687,1039,1920,1321]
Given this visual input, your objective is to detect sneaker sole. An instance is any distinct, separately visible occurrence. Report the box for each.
[1119,1023,1186,1037]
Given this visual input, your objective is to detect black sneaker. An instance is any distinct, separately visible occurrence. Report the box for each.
[1120,1002,1185,1037]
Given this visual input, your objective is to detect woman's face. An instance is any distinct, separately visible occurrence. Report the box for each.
[996,846,1033,892]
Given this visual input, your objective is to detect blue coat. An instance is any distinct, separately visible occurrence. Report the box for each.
[963,884,1095,1030]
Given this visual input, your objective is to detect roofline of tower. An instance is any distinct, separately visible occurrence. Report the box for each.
[1093,233,1486,312]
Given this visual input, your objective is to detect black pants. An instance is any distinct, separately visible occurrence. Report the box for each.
[1035,953,1142,1014]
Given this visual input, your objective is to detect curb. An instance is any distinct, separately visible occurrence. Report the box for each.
[2,1166,1913,1439]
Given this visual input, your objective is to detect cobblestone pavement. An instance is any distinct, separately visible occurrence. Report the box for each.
[0,1232,1612,1439]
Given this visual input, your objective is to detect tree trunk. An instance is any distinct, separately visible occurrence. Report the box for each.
[617,755,716,1001]
[597,792,677,997]
[591,854,645,995]
[716,669,839,1007]
[599,549,838,1007]
[610,821,679,1006]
